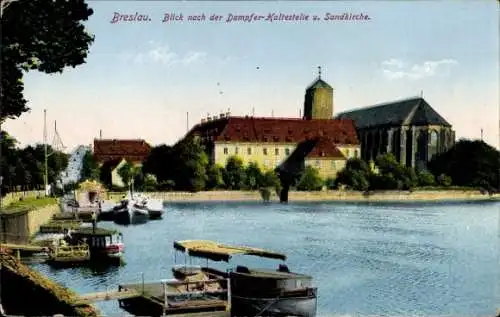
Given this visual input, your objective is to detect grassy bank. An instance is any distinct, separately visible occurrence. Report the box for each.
[0,251,99,316]
[107,188,500,203]
[1,196,58,214]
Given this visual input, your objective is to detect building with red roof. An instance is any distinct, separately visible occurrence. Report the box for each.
[185,69,360,179]
[92,139,152,187]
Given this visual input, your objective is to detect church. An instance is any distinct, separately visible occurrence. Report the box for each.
[184,66,455,178]
[335,97,455,169]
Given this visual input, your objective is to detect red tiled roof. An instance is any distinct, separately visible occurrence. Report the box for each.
[93,139,151,163]
[187,116,359,145]
[305,137,346,159]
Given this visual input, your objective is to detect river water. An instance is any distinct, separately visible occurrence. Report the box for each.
[30,201,500,317]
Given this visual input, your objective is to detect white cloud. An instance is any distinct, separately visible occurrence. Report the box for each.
[381,58,458,80]
[127,42,207,67]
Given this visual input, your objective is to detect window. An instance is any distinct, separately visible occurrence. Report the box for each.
[346,149,350,158]
[223,147,228,154]
[315,160,320,167]
[263,148,268,155]
[247,147,252,155]
[354,150,359,158]
[275,148,279,155]
[264,159,270,167]
[331,161,336,169]
[235,147,239,154]
[285,148,290,156]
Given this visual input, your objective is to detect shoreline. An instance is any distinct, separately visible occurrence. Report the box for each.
[108,189,500,204]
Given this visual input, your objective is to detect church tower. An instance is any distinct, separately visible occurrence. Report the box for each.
[303,66,334,120]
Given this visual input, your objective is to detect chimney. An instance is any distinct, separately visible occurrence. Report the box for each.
[99,129,102,139]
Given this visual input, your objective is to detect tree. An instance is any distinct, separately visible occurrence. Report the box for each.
[428,140,500,191]
[296,166,324,191]
[436,173,452,187]
[206,164,224,190]
[142,144,174,183]
[171,136,209,192]
[335,158,371,191]
[417,170,436,186]
[1,0,94,121]
[80,150,99,181]
[117,160,135,188]
[223,156,246,190]
[244,162,263,190]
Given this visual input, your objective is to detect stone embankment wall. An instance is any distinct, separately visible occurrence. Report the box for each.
[0,251,98,317]
[0,204,60,244]
[2,190,44,206]
[108,189,499,203]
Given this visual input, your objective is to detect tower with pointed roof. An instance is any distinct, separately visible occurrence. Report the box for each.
[303,66,334,120]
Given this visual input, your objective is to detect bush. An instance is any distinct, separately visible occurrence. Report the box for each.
[436,173,452,187]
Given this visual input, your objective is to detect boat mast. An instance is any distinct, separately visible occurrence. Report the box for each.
[44,109,48,196]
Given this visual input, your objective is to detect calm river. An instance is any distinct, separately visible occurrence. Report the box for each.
[31,201,500,317]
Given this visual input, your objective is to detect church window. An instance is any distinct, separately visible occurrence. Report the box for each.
[275,148,279,155]
[235,147,239,154]
[263,148,268,155]
[285,148,290,156]
[247,147,252,155]
[223,147,228,155]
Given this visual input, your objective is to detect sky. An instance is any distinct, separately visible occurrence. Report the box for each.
[3,0,499,151]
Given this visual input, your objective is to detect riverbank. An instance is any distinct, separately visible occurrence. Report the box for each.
[0,250,99,316]
[108,189,500,203]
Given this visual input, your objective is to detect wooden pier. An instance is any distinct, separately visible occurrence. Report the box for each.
[0,243,47,259]
[116,281,228,317]
[75,289,140,304]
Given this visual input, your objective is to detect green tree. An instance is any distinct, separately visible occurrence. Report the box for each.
[296,166,324,191]
[206,164,225,190]
[428,140,500,191]
[1,0,94,121]
[436,173,452,187]
[171,136,209,192]
[80,150,100,181]
[142,144,174,183]
[142,173,158,191]
[417,170,436,186]
[336,169,370,191]
[244,162,263,190]
[223,156,246,190]
[117,160,135,188]
[335,158,371,191]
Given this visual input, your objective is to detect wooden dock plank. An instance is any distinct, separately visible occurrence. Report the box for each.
[0,243,45,252]
[77,289,139,303]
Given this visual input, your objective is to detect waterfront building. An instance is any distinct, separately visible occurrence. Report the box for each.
[93,139,151,187]
[335,97,455,169]
[185,69,360,179]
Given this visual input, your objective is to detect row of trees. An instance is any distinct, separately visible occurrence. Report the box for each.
[79,136,500,193]
[0,131,69,194]
[335,140,499,192]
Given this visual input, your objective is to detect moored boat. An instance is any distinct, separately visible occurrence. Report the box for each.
[172,240,318,317]
[67,227,125,262]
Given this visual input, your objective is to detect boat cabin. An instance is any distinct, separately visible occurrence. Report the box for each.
[69,227,124,256]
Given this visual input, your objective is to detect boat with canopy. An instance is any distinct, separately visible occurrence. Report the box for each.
[172,240,317,317]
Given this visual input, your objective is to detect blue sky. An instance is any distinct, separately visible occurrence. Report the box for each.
[4,0,499,150]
